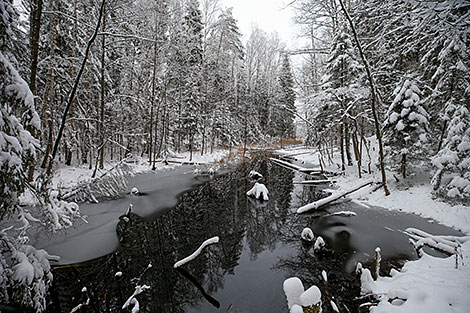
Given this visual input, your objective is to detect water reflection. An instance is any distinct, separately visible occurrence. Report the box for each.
[48,155,462,313]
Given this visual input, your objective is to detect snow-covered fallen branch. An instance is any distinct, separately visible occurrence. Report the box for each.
[405,227,468,256]
[325,210,357,217]
[297,180,375,213]
[293,180,335,185]
[61,161,132,203]
[122,285,150,313]
[173,236,219,268]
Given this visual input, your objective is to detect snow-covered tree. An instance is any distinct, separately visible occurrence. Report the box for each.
[0,0,40,219]
[180,0,204,161]
[275,54,296,139]
[431,104,470,200]
[384,78,430,178]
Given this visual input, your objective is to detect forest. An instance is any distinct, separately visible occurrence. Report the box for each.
[0,0,469,312]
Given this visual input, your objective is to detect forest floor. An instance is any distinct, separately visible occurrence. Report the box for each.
[276,145,470,313]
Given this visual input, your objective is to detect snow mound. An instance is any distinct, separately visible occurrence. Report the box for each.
[283,277,305,309]
[246,182,269,201]
[300,285,322,307]
[301,227,314,241]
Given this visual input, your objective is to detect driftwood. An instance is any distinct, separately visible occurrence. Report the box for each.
[297,180,375,213]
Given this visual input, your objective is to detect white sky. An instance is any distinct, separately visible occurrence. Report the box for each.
[221,0,300,48]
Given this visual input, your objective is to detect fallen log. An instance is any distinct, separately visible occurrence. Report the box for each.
[404,228,468,256]
[269,157,320,173]
[297,180,375,213]
[293,180,335,185]
[167,160,209,165]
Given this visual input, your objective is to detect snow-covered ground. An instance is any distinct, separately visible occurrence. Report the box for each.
[50,149,231,191]
[280,145,470,313]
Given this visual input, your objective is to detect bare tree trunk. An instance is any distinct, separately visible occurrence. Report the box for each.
[339,124,345,171]
[29,0,43,96]
[47,0,106,174]
[401,153,407,179]
[28,0,43,180]
[338,0,390,195]
[344,121,353,166]
[40,0,58,168]
[99,2,107,170]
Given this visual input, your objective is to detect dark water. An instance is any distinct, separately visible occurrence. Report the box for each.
[47,156,462,313]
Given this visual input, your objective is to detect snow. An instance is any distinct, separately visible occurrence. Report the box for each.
[300,285,322,307]
[361,250,470,313]
[297,180,373,213]
[122,285,150,313]
[12,251,34,285]
[301,227,314,241]
[322,270,327,282]
[325,210,357,217]
[290,304,303,313]
[248,170,263,180]
[130,187,139,195]
[173,236,219,268]
[330,300,339,312]
[314,236,325,251]
[284,145,470,313]
[283,277,305,310]
[246,182,269,201]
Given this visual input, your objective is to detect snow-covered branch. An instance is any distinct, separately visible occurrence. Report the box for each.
[174,236,219,268]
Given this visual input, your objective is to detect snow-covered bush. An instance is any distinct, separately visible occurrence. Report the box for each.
[383,78,430,178]
[431,105,470,200]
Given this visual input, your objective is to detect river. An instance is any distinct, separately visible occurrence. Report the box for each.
[43,154,462,313]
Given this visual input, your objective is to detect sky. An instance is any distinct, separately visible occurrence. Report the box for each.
[221,0,301,48]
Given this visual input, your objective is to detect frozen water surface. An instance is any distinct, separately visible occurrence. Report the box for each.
[30,166,209,264]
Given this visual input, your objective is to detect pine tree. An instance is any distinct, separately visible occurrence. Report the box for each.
[276,54,296,139]
[431,104,470,200]
[383,78,430,178]
[180,0,203,161]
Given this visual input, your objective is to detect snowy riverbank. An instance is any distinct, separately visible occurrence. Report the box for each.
[50,149,232,192]
[279,146,470,313]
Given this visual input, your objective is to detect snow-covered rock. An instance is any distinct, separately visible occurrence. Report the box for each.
[290,304,304,313]
[283,277,305,309]
[314,236,325,251]
[246,182,269,201]
[300,285,322,309]
[248,170,263,180]
[301,227,314,242]
[130,187,139,195]
[208,167,215,175]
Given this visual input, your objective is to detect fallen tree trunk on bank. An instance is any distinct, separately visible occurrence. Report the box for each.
[297,180,376,213]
